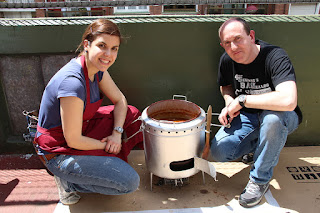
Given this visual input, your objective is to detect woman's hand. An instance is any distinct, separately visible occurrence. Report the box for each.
[98,71,127,155]
[101,134,122,154]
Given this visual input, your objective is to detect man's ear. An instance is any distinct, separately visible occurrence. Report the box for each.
[249,30,255,42]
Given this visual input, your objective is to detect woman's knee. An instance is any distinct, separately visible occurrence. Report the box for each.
[123,170,140,193]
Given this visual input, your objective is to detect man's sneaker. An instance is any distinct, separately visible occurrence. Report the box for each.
[239,180,269,208]
[54,176,81,205]
[242,153,254,165]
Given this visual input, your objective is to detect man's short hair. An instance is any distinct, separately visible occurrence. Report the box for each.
[218,17,251,39]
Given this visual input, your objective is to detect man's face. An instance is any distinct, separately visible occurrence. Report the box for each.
[220,21,256,64]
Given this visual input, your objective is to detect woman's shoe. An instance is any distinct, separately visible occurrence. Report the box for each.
[54,175,81,205]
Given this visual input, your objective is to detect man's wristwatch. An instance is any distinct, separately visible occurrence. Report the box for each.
[238,95,247,108]
[114,126,124,134]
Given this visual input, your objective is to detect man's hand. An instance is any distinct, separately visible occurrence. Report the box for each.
[227,97,242,118]
[219,97,242,126]
[218,106,230,126]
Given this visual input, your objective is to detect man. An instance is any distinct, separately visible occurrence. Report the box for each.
[211,17,302,208]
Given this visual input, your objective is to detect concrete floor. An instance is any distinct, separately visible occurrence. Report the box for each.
[0,146,319,213]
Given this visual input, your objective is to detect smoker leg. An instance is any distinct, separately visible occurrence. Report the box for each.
[150,172,153,191]
[202,171,206,185]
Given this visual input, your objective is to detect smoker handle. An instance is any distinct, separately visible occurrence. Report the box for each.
[173,95,187,101]
[125,116,144,141]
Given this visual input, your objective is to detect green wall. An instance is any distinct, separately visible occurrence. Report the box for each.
[114,21,320,146]
[250,22,319,145]
[0,16,319,146]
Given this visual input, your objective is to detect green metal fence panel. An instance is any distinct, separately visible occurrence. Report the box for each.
[0,15,319,146]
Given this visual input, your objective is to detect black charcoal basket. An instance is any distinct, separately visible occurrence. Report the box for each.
[22,110,38,142]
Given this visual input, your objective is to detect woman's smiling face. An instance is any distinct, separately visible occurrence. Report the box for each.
[84,34,120,73]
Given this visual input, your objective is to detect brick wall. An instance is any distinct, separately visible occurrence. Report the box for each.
[274,4,289,15]
[149,6,162,15]
[198,5,208,15]
[35,9,46,18]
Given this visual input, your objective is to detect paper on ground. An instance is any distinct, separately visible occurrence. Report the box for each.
[194,156,217,181]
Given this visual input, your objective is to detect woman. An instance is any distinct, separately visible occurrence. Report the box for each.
[34,19,143,205]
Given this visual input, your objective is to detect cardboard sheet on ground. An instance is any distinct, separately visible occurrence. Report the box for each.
[53,147,320,213]
[193,157,217,181]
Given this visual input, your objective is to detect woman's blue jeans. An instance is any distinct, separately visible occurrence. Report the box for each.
[211,110,299,184]
[45,155,140,195]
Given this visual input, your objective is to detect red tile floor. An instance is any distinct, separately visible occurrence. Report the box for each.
[0,154,59,213]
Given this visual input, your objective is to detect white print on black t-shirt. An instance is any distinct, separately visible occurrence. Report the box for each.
[235,74,272,96]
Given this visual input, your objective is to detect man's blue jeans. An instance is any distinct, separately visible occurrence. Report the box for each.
[45,155,140,195]
[211,110,299,184]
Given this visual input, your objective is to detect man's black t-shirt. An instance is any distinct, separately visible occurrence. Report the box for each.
[218,40,302,123]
